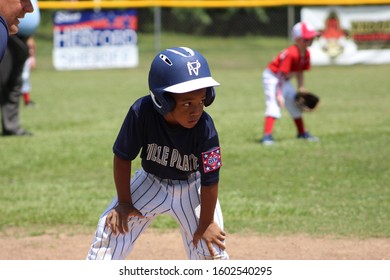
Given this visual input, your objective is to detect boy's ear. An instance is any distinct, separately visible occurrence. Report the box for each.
[150,90,176,116]
[204,87,216,107]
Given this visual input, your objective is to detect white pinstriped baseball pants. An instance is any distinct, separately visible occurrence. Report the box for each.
[86,169,228,260]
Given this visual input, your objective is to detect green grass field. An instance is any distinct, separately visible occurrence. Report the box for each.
[0,31,389,238]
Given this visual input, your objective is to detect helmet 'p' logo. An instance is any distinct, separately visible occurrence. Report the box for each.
[187,60,201,76]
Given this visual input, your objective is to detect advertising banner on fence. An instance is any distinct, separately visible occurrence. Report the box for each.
[53,9,138,70]
[302,6,390,65]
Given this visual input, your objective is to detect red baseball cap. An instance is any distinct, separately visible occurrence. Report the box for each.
[292,22,319,40]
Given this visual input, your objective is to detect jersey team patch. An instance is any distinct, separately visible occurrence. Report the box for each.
[202,147,222,173]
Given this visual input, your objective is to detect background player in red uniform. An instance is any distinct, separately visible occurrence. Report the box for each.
[260,22,320,145]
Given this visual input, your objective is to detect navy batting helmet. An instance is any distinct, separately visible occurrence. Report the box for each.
[148,47,219,116]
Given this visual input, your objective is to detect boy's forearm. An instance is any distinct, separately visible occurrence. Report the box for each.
[113,155,132,204]
[199,183,218,227]
[297,72,304,89]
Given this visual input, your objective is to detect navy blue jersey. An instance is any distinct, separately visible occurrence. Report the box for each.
[113,95,222,186]
[0,16,8,61]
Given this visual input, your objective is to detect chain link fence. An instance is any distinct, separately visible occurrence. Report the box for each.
[137,7,301,37]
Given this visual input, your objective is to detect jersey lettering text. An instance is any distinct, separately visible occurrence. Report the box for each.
[146,144,198,171]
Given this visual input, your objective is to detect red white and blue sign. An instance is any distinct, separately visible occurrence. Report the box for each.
[53,9,138,70]
[202,147,222,173]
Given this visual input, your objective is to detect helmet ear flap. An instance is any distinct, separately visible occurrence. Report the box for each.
[204,87,216,107]
[150,90,175,115]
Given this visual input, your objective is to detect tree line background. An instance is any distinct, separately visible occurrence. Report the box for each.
[39,6,302,37]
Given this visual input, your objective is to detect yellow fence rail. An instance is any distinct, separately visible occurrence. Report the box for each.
[38,0,390,10]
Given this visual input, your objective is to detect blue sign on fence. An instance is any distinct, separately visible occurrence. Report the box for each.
[53,9,138,70]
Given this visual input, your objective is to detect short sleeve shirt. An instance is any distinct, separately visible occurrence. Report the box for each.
[0,16,8,61]
[113,96,222,186]
[268,45,311,76]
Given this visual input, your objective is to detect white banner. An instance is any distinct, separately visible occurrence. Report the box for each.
[302,6,390,65]
[1,260,390,280]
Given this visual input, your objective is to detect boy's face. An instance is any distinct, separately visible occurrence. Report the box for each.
[296,37,314,50]
[164,88,207,128]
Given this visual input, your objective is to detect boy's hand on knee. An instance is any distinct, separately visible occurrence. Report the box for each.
[106,203,144,235]
[193,222,226,257]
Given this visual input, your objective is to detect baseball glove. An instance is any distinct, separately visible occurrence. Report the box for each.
[295,90,320,112]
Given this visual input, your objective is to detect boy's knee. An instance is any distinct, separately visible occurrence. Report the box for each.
[196,250,229,260]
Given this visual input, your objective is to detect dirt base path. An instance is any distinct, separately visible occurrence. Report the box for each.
[1,229,389,260]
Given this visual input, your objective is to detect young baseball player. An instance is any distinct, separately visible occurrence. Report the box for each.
[18,0,40,107]
[21,37,37,106]
[260,21,320,145]
[86,47,228,260]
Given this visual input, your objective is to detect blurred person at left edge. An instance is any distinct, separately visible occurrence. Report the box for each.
[0,0,34,60]
[0,0,35,135]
